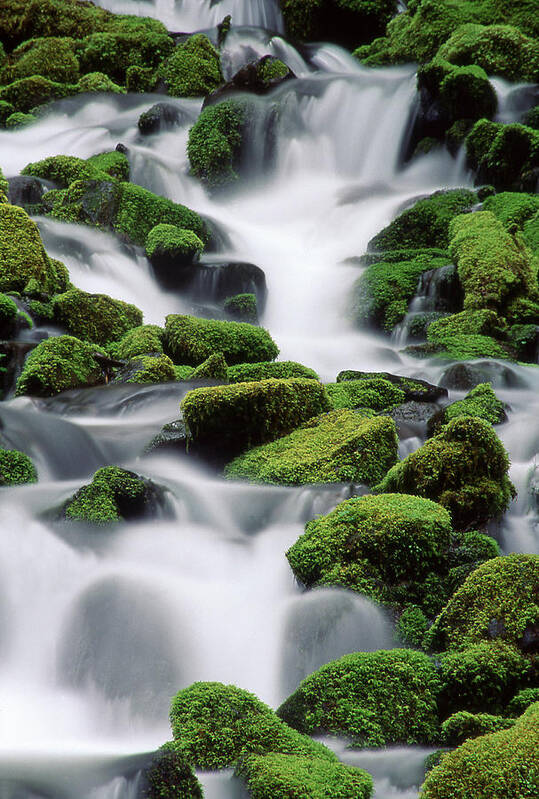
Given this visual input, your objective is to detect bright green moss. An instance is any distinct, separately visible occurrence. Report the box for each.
[225,410,397,486]
[174,364,194,380]
[442,711,515,746]
[397,605,430,648]
[187,100,245,190]
[23,154,108,187]
[76,71,125,93]
[161,34,222,97]
[87,151,129,181]
[78,29,173,84]
[15,335,106,397]
[164,314,278,366]
[145,224,204,262]
[227,361,319,383]
[0,292,18,334]
[0,100,15,125]
[190,352,228,381]
[415,332,515,361]
[0,75,72,112]
[277,649,441,747]
[63,466,158,523]
[325,377,405,411]
[5,112,36,127]
[181,378,330,458]
[145,747,203,799]
[5,36,80,84]
[427,554,539,652]
[236,753,373,799]
[465,120,539,191]
[427,309,507,343]
[114,183,207,246]
[429,383,505,434]
[256,57,290,83]
[223,293,258,323]
[336,371,445,401]
[375,416,515,529]
[418,59,497,124]
[508,689,539,716]
[53,288,142,346]
[286,494,452,603]
[419,702,539,799]
[123,354,176,384]
[111,324,164,360]
[0,449,37,486]
[483,191,539,231]
[125,65,157,93]
[169,682,335,769]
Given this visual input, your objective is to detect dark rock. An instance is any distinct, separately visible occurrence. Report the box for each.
[488,618,506,639]
[336,370,447,402]
[182,260,267,310]
[390,400,441,424]
[7,175,45,208]
[137,103,188,135]
[145,419,188,455]
[414,264,464,313]
[439,362,527,391]
[520,623,539,654]
[205,56,294,107]
[115,142,128,154]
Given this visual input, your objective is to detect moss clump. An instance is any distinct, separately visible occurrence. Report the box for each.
[225,410,398,486]
[125,65,157,93]
[419,703,539,799]
[0,100,15,125]
[0,292,19,337]
[87,151,129,181]
[23,152,129,186]
[427,308,509,341]
[53,288,142,346]
[235,753,373,799]
[375,416,515,529]
[397,605,430,648]
[428,382,506,434]
[5,111,37,128]
[78,29,173,84]
[227,361,319,383]
[174,365,194,381]
[63,466,164,523]
[187,100,245,190]
[0,203,69,294]
[181,378,331,460]
[145,224,204,265]
[325,377,405,411]
[417,59,497,126]
[120,354,176,384]
[224,293,258,323]
[336,370,447,402]
[465,120,539,192]
[277,649,441,747]
[0,76,71,112]
[15,335,106,397]
[427,554,539,653]
[256,57,290,84]
[286,494,452,604]
[190,352,228,381]
[144,746,203,799]
[483,192,539,233]
[0,449,37,486]
[441,711,515,746]
[76,71,125,93]
[508,689,539,716]
[281,0,397,47]
[4,36,80,84]
[169,682,335,769]
[109,325,164,360]
[161,34,222,97]
[164,314,278,366]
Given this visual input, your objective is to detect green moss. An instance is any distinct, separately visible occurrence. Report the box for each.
[190,352,228,380]
[0,292,18,335]
[417,59,497,125]
[125,65,157,93]
[374,416,515,529]
[336,370,445,401]
[63,466,160,523]
[286,494,452,605]
[181,378,330,459]
[0,75,71,112]
[426,554,539,652]
[5,111,37,128]
[0,449,37,485]
[225,409,398,486]
[419,702,539,799]
[522,106,539,131]
[23,154,111,187]
[5,36,80,84]
[169,682,335,769]
[442,711,516,746]
[277,649,441,747]
[160,34,222,97]
[76,71,125,93]
[122,354,176,384]
[223,293,258,323]
[145,746,203,799]
[78,29,173,84]
[227,361,319,383]
[397,605,430,648]
[174,364,195,381]
[187,100,245,190]
[145,224,204,263]
[507,688,539,716]
[53,288,142,346]
[15,335,106,397]
[87,151,130,181]
[325,377,405,411]
[465,120,539,191]
[111,324,164,360]
[429,382,505,434]
[164,314,278,366]
[0,100,15,125]
[114,183,207,246]
[413,332,515,361]
[256,57,290,84]
[235,753,373,799]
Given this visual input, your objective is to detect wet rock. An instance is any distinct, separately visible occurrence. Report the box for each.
[7,175,45,208]
[182,261,267,310]
[389,400,441,425]
[439,361,526,390]
[205,56,294,107]
[146,419,188,455]
[137,102,188,135]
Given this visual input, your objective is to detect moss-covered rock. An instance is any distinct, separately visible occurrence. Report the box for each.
[168,682,335,769]
[235,753,373,799]
[441,711,515,746]
[421,309,516,360]
[187,100,246,190]
[427,554,539,653]
[160,34,222,97]
[62,466,167,524]
[419,702,539,799]
[227,361,319,383]
[144,746,203,799]
[3,36,80,84]
[223,293,258,323]
[0,449,37,486]
[224,410,398,486]
[113,354,176,385]
[397,605,430,648]
[5,111,36,127]
[181,378,330,461]
[0,75,71,112]
[277,649,441,747]
[281,0,397,48]
[336,370,447,402]
[109,324,164,360]
[427,382,506,434]
[465,120,539,191]
[190,352,228,381]
[482,192,539,237]
[325,377,405,411]
[15,335,107,397]
[145,224,204,277]
[78,29,173,84]
[0,100,15,125]
[53,288,142,346]
[0,292,20,337]
[417,59,497,131]
[87,151,130,181]
[164,314,278,366]
[76,71,125,93]
[374,416,515,529]
[23,154,103,188]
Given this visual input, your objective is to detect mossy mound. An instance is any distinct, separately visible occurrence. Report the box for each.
[281,0,397,48]
[417,59,497,128]
[53,288,142,346]
[0,75,72,112]
[223,293,258,324]
[420,308,516,360]
[114,354,176,385]
[62,466,166,524]
[164,314,278,366]
[428,382,506,434]
[508,688,539,716]
[190,352,228,381]
[145,224,204,271]
[160,34,222,97]
[168,682,335,770]
[181,378,331,461]
[427,554,539,653]
[187,100,246,190]
[0,449,37,486]
[374,416,515,529]
[2,36,80,84]
[325,377,405,411]
[441,711,515,746]
[144,747,203,799]
[286,494,452,602]
[336,370,447,402]
[0,292,28,338]
[5,111,36,128]
[77,29,172,84]
[227,361,319,383]
[482,192,539,239]
[419,703,539,799]
[15,335,107,397]
[109,324,164,360]
[235,753,373,799]
[277,649,441,747]
[224,410,398,486]
[465,120,539,192]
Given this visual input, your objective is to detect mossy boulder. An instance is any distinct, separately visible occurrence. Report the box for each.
[22,155,108,187]
[277,649,441,747]
[187,100,246,190]
[110,324,164,360]
[336,370,447,402]
[224,410,398,486]
[0,292,21,338]
[421,309,516,361]
[53,288,142,346]
[78,29,173,84]
[15,335,107,397]
[465,120,539,192]
[76,71,125,93]
[145,224,204,285]
[164,314,278,366]
[281,0,397,48]
[374,416,515,529]
[427,554,539,653]
[0,75,71,112]
[87,151,130,181]
[113,354,176,385]
[181,378,331,462]
[137,102,184,135]
[325,377,405,411]
[190,352,228,381]
[419,702,539,799]
[0,449,37,486]
[5,112,36,128]
[427,382,506,434]
[441,711,515,746]
[227,361,319,383]
[235,753,373,799]
[223,293,258,323]
[161,34,222,97]
[3,36,80,84]
[62,466,167,524]
[144,747,203,799]
[168,682,335,770]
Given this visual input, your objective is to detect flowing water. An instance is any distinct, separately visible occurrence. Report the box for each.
[1,2,538,797]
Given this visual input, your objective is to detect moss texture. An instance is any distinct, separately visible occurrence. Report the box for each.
[120,354,176,384]
[224,293,258,323]
[145,224,204,264]
[110,324,164,360]
[0,449,37,486]
[441,711,516,746]
[224,410,398,486]
[144,747,203,799]
[63,466,163,523]
[465,120,539,192]
[53,288,142,346]
[187,100,245,190]
[227,361,319,383]
[428,382,506,434]
[160,34,222,97]
[190,352,228,381]
[16,335,106,397]
[325,377,405,411]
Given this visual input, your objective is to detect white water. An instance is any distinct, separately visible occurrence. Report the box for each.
[1,3,538,797]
